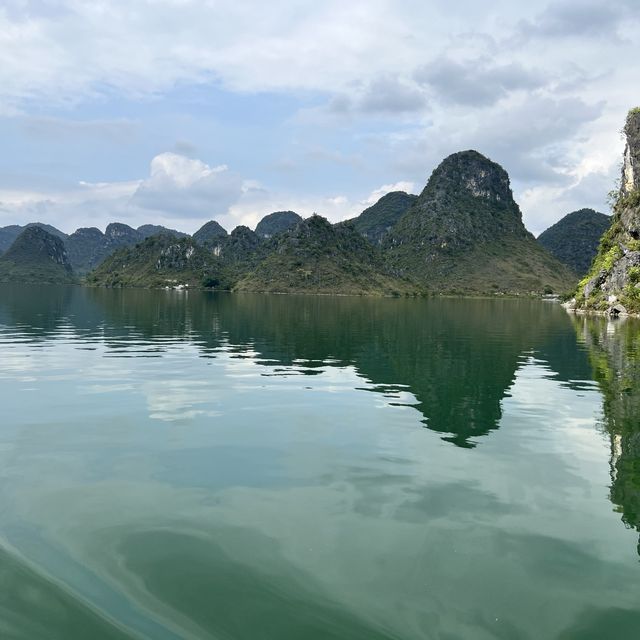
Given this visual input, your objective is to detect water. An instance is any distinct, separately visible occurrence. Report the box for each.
[0,285,639,639]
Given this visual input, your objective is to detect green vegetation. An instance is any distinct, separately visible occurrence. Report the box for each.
[236,215,417,295]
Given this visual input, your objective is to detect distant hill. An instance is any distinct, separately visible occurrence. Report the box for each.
[255,211,303,239]
[137,224,187,240]
[350,191,417,244]
[192,220,228,248]
[384,150,577,294]
[537,209,610,276]
[87,234,229,289]
[236,215,415,295]
[0,222,67,254]
[0,226,75,284]
[65,222,143,274]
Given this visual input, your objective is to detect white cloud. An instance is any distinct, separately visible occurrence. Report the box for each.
[131,152,243,217]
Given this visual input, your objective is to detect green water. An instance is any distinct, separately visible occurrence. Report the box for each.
[0,285,639,639]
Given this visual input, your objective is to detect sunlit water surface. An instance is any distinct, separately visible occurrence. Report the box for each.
[0,285,639,639]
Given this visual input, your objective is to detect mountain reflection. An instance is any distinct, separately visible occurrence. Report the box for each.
[0,284,596,449]
[573,315,640,556]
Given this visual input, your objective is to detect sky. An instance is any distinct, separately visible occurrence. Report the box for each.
[1,0,638,236]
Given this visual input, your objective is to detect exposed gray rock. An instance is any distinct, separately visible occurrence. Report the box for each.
[608,303,628,316]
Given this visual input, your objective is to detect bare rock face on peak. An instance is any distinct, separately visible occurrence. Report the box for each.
[384,150,576,294]
[577,109,640,314]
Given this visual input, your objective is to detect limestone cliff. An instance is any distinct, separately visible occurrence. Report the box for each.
[577,109,640,314]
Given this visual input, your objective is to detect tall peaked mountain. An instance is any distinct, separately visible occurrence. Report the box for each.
[236,215,414,295]
[577,108,640,314]
[255,211,303,239]
[350,191,417,245]
[192,220,228,248]
[0,222,67,254]
[87,234,229,289]
[537,209,610,276]
[0,226,75,283]
[385,150,577,293]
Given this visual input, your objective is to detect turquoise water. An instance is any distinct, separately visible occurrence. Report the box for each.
[0,285,639,639]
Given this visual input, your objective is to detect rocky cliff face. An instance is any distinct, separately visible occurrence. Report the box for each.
[384,150,576,293]
[0,226,75,283]
[577,109,640,314]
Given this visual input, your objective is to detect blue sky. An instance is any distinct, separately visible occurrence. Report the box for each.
[0,0,638,235]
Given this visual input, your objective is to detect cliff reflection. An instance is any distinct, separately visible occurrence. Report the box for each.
[574,315,640,555]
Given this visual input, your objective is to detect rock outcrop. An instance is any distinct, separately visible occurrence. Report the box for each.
[577,109,640,314]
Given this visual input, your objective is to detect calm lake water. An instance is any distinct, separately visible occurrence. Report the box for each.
[0,285,639,639]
